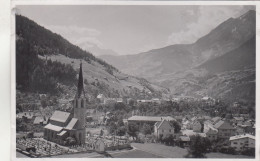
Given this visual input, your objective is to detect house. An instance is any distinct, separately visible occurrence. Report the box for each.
[214,120,235,139]
[182,129,206,138]
[33,116,48,125]
[175,116,183,123]
[154,119,175,139]
[97,94,105,103]
[179,136,190,147]
[233,117,244,125]
[95,139,106,152]
[204,126,218,141]
[230,134,255,151]
[104,98,124,104]
[151,98,161,104]
[128,115,176,127]
[192,121,202,132]
[237,124,254,135]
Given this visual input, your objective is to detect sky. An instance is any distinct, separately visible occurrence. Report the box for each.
[16,5,255,56]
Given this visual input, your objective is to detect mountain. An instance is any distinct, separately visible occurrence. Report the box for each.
[16,15,168,101]
[100,10,256,82]
[198,36,255,74]
[87,44,119,57]
[162,36,255,104]
[100,10,256,103]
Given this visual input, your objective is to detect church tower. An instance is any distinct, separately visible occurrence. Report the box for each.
[72,62,87,144]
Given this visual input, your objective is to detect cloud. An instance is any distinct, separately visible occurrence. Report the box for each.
[44,25,103,51]
[167,6,252,45]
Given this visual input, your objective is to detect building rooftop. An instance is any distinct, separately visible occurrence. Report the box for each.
[214,120,235,130]
[179,136,190,142]
[128,115,175,122]
[65,118,78,130]
[230,134,255,141]
[44,123,63,132]
[33,116,44,124]
[50,110,71,123]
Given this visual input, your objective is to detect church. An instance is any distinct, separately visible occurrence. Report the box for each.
[44,62,87,145]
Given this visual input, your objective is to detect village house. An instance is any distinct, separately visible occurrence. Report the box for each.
[33,116,48,126]
[192,120,202,132]
[214,120,235,139]
[97,94,105,103]
[203,123,218,141]
[127,115,176,127]
[236,124,254,135]
[178,136,190,147]
[16,112,35,123]
[232,117,244,125]
[154,119,175,139]
[95,139,106,152]
[230,134,255,151]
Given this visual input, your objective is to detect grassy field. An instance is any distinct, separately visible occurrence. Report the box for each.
[131,143,188,158]
[110,149,162,158]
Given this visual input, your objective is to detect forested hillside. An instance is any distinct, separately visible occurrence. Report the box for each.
[16,15,167,100]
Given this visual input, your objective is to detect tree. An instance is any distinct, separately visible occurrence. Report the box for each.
[117,126,126,136]
[187,135,211,158]
[163,134,175,146]
[141,123,152,136]
[100,129,104,136]
[127,122,139,140]
[201,122,204,132]
[108,122,117,134]
[170,121,181,133]
[65,137,76,146]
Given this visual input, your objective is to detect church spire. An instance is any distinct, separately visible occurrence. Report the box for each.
[77,61,85,98]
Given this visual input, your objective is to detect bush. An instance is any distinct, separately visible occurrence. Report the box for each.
[219,147,236,155]
[241,148,255,157]
[188,135,211,158]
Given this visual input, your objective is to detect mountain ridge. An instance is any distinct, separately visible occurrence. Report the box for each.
[100,10,256,104]
[16,15,168,101]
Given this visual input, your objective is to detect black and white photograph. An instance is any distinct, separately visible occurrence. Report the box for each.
[14,4,257,159]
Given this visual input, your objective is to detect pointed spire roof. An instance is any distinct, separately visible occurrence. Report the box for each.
[76,62,85,98]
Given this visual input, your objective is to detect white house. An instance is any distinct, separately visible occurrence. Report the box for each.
[154,120,174,139]
[230,134,255,151]
[193,121,202,132]
[95,139,106,152]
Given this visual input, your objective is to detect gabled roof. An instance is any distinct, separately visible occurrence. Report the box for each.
[44,123,63,132]
[156,119,171,129]
[50,110,71,123]
[65,118,78,130]
[204,127,218,134]
[33,116,44,124]
[230,134,255,141]
[214,120,235,130]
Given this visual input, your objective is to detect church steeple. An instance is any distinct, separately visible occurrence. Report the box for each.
[77,62,85,98]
